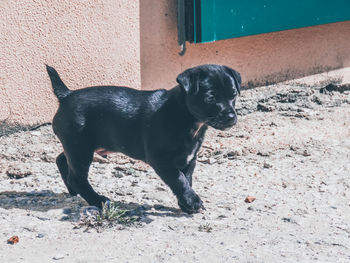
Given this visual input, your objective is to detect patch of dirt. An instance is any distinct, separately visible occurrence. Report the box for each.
[0,83,350,262]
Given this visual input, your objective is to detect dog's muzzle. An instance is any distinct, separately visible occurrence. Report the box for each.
[207,111,237,130]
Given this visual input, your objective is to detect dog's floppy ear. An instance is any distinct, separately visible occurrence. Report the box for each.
[176,70,191,93]
[176,69,198,94]
[223,66,241,95]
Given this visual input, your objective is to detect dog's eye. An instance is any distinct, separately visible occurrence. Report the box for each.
[204,95,215,104]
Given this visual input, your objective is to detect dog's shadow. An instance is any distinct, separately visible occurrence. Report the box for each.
[0,190,80,211]
[0,190,190,223]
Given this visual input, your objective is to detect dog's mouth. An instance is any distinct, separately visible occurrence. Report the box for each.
[206,117,237,131]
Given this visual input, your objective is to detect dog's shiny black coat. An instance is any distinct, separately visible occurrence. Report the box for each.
[47,64,241,213]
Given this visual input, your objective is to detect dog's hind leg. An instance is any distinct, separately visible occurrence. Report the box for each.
[56,152,77,196]
[63,142,110,209]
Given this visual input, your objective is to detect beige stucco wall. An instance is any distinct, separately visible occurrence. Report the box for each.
[1,0,350,126]
[140,0,350,90]
[0,0,140,125]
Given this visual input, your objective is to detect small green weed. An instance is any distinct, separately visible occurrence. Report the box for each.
[198,223,213,233]
[97,202,139,225]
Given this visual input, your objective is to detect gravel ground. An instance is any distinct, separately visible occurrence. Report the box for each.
[0,81,349,262]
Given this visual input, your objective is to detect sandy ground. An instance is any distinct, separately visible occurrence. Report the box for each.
[0,81,350,262]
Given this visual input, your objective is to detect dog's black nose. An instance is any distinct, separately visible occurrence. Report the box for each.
[226,112,237,125]
[227,113,235,120]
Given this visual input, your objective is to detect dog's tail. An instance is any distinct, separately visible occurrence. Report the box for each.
[46,65,71,101]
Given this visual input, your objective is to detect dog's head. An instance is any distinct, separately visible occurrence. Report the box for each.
[177,64,241,130]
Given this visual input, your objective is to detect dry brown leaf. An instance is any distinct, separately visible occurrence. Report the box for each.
[244,196,256,203]
[7,236,19,244]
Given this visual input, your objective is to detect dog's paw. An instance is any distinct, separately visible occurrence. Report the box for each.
[66,187,78,196]
[93,195,111,209]
[177,190,205,214]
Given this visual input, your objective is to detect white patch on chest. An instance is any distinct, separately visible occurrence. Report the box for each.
[186,122,205,164]
[186,142,199,163]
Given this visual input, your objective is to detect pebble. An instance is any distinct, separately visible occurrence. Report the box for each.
[227,148,242,158]
[53,255,64,260]
[311,95,323,105]
[302,149,311,156]
[281,217,299,225]
[6,165,32,179]
[208,158,217,164]
[263,162,273,168]
[257,103,275,112]
[257,151,270,157]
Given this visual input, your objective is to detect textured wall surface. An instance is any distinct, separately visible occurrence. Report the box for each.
[1,0,350,126]
[140,0,350,90]
[0,0,140,125]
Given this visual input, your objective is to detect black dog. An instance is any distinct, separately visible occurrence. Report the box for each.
[46,64,241,213]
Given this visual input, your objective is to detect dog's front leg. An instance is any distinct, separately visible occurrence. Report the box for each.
[153,164,204,213]
[181,157,196,187]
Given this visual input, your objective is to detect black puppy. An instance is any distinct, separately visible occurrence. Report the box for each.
[46,64,241,213]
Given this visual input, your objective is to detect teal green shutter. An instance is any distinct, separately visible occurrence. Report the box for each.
[184,0,350,43]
